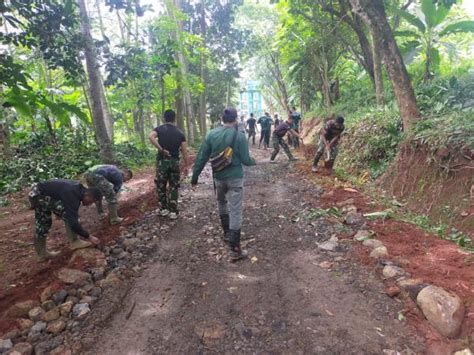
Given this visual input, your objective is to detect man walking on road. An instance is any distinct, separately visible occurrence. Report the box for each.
[28,179,102,261]
[149,109,189,220]
[84,165,133,225]
[311,116,345,173]
[246,113,257,145]
[258,112,273,150]
[270,115,300,163]
[191,107,256,261]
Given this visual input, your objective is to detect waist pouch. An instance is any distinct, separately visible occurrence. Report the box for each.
[210,128,238,172]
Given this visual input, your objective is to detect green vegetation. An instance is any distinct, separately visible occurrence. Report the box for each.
[1,1,473,241]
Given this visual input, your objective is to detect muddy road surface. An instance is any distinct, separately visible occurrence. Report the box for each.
[86,148,423,354]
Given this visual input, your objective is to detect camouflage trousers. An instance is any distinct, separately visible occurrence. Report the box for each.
[85,171,115,214]
[313,139,339,167]
[29,184,67,241]
[270,134,294,161]
[155,158,181,213]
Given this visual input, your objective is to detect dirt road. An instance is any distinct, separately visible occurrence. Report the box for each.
[86,148,423,354]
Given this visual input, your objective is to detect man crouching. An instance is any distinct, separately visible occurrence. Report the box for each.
[29,179,101,261]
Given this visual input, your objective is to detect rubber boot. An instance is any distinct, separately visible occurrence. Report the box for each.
[109,203,124,225]
[219,214,230,244]
[325,160,335,174]
[229,229,248,261]
[65,223,92,250]
[95,201,106,220]
[34,237,60,262]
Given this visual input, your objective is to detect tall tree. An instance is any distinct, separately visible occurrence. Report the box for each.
[78,0,115,162]
[349,0,421,130]
[371,28,385,106]
[198,0,208,136]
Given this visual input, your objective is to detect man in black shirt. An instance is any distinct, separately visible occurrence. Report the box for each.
[149,109,189,219]
[270,115,300,162]
[246,113,257,145]
[312,116,345,173]
[28,179,102,261]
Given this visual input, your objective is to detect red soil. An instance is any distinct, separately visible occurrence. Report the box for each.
[0,169,158,333]
[295,162,474,352]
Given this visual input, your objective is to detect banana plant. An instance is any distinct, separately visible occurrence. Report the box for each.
[395,0,474,80]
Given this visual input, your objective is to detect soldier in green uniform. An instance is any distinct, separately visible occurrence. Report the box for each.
[84,165,133,225]
[149,109,189,220]
[192,107,256,261]
[270,115,301,162]
[257,112,273,149]
[311,116,345,173]
[28,179,102,261]
[289,107,302,148]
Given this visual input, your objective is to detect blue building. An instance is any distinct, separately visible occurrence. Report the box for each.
[239,80,263,117]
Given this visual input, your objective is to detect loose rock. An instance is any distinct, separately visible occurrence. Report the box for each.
[345,212,364,225]
[7,301,39,318]
[72,303,90,319]
[382,265,405,279]
[97,273,121,288]
[417,285,465,338]
[10,342,33,355]
[89,287,102,297]
[0,339,13,353]
[42,308,60,322]
[370,246,388,258]
[123,238,140,250]
[41,300,55,311]
[384,285,401,298]
[29,321,47,335]
[354,230,374,241]
[454,349,473,355]
[28,307,44,322]
[17,319,34,331]
[46,320,66,335]
[362,239,384,249]
[52,290,68,305]
[50,345,72,355]
[57,268,91,286]
[69,248,107,269]
[318,235,338,251]
[1,328,19,341]
[40,286,54,303]
[59,301,73,317]
[90,267,105,281]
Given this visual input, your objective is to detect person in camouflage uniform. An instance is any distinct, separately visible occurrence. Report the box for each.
[84,165,133,225]
[149,109,189,220]
[29,179,102,261]
[270,115,300,162]
[312,116,345,173]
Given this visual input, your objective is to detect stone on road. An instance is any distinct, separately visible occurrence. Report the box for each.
[84,148,423,354]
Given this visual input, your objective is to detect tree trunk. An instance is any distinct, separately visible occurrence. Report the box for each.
[160,75,165,126]
[78,0,115,163]
[167,0,195,145]
[95,0,106,40]
[116,10,125,42]
[175,88,185,132]
[349,0,420,130]
[0,86,11,158]
[199,0,207,136]
[371,28,385,107]
[99,77,114,140]
[267,51,290,112]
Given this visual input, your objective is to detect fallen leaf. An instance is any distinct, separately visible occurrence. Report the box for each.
[251,256,258,264]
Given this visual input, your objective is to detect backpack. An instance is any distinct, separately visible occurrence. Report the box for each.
[210,128,238,172]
